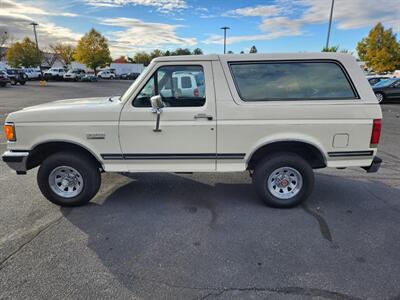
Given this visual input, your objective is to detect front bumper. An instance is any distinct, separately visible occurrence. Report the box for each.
[2,151,29,174]
[362,156,382,173]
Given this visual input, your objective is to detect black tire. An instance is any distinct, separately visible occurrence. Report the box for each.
[375,92,385,104]
[20,81,26,85]
[11,79,17,85]
[0,83,5,87]
[252,153,314,208]
[37,152,101,207]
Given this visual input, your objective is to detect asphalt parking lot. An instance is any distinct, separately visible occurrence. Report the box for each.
[0,80,399,299]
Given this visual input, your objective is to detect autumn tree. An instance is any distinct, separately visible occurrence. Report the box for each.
[0,32,9,60]
[6,37,42,68]
[249,45,258,53]
[357,23,400,73]
[150,49,163,60]
[74,29,112,74]
[133,51,152,65]
[50,43,75,66]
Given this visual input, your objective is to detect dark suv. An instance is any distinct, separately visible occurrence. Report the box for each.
[0,70,11,87]
[6,69,27,85]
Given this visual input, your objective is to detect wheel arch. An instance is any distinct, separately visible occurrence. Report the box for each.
[246,140,327,170]
[26,140,104,171]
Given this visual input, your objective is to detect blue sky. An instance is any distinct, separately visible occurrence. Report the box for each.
[0,0,399,58]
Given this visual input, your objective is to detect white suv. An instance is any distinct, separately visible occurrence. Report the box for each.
[44,68,65,80]
[97,70,115,79]
[2,53,382,208]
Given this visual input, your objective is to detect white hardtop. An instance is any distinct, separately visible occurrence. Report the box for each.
[152,52,355,63]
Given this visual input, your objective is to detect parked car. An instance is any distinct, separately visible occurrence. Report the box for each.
[44,68,66,81]
[6,69,28,85]
[159,72,205,98]
[366,75,391,86]
[97,70,115,79]
[81,74,98,82]
[63,69,86,81]
[372,78,400,103]
[2,53,382,208]
[120,72,140,80]
[23,68,42,80]
[0,70,11,87]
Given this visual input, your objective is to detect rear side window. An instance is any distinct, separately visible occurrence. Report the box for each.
[229,61,357,101]
[181,76,192,88]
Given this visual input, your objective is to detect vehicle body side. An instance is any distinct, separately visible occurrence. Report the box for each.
[4,53,381,175]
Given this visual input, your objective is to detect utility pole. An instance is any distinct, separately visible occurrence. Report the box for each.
[30,22,43,78]
[220,26,230,54]
[325,0,335,50]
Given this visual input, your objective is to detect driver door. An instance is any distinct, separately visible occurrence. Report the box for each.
[118,61,217,172]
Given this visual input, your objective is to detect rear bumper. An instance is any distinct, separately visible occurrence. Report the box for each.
[2,151,29,174]
[362,156,382,173]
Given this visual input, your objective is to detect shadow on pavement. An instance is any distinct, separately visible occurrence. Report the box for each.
[60,172,400,299]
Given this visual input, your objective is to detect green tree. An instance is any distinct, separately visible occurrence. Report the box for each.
[172,48,191,55]
[357,23,400,73]
[227,50,234,54]
[322,45,339,52]
[192,48,203,55]
[164,50,171,56]
[133,51,152,65]
[50,43,75,66]
[150,49,163,60]
[6,37,42,67]
[249,45,257,53]
[74,29,112,74]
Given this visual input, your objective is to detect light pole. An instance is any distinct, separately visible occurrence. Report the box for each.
[325,0,335,50]
[30,22,43,78]
[220,26,230,54]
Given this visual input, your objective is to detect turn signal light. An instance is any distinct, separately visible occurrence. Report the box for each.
[370,119,381,147]
[3,124,16,141]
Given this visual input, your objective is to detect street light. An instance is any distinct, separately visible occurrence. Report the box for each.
[220,26,230,54]
[325,0,335,49]
[30,22,43,78]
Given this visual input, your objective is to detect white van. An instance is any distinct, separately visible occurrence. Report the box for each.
[2,53,382,208]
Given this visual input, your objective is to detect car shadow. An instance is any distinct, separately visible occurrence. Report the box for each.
[60,172,400,299]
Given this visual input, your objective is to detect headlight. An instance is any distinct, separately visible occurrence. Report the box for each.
[3,123,16,141]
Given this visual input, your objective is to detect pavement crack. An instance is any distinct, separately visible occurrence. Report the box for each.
[0,216,63,271]
[302,204,333,242]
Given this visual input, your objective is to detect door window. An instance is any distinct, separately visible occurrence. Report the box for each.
[133,65,205,107]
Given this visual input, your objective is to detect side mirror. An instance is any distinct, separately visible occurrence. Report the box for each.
[150,95,164,110]
[150,95,163,132]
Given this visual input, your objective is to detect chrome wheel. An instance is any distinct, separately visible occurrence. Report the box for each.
[375,93,384,103]
[48,166,84,198]
[267,167,303,200]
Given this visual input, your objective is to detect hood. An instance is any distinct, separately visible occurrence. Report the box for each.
[6,97,124,123]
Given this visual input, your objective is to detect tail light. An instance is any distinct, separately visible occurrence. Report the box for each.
[370,119,381,147]
[193,88,199,97]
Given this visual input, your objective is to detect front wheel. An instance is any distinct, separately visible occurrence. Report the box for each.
[37,152,101,206]
[252,153,314,208]
[11,79,17,85]
[375,92,384,103]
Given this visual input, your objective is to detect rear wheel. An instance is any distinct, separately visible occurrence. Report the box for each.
[37,152,101,206]
[252,153,314,208]
[375,92,384,103]
[20,81,26,85]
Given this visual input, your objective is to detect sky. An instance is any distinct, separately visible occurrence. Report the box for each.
[0,0,399,58]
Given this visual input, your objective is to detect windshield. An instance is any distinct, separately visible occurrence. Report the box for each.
[120,66,149,102]
[373,78,397,87]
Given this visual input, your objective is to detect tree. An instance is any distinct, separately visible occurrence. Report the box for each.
[240,51,244,54]
[6,37,42,68]
[227,50,234,54]
[192,48,203,55]
[322,45,339,52]
[133,51,151,65]
[357,23,400,73]
[0,32,9,60]
[249,45,258,53]
[74,29,112,74]
[172,48,191,55]
[50,43,75,66]
[150,49,163,60]
[42,48,57,67]
[164,50,171,56]
[113,56,128,63]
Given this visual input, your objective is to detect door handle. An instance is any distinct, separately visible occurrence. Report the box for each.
[194,113,213,121]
